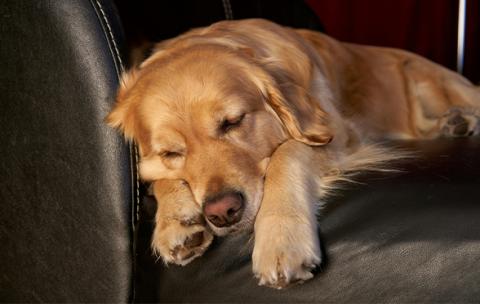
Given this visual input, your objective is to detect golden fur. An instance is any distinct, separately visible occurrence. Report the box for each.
[107,19,480,288]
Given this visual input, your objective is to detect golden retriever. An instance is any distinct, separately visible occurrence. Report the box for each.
[107,19,480,289]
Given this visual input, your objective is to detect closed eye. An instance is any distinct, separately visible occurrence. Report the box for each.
[220,113,245,133]
[161,151,182,158]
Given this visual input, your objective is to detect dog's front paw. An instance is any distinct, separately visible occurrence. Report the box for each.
[252,215,321,289]
[152,214,213,266]
[151,180,214,266]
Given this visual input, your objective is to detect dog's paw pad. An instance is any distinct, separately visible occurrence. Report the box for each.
[168,230,212,264]
[152,220,213,266]
[440,108,480,137]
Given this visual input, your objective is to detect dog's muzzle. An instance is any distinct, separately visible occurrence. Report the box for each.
[203,191,245,228]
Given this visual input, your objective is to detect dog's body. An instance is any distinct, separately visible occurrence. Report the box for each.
[108,19,480,288]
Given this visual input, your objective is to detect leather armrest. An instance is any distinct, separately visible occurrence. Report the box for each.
[0,0,136,302]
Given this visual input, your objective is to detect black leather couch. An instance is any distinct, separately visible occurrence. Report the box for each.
[1,1,479,303]
[1,1,134,302]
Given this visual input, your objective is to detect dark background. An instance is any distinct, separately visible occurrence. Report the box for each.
[113,0,479,84]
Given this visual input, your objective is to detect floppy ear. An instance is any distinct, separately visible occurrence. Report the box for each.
[236,40,333,146]
[106,69,140,140]
[257,71,333,146]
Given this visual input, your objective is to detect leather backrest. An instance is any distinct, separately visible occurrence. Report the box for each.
[0,0,135,302]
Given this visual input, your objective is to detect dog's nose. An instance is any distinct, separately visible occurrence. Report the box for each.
[203,192,244,228]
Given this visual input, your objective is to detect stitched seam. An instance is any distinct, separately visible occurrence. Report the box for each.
[94,0,125,73]
[92,0,139,216]
[90,0,139,302]
[222,0,234,20]
[93,0,141,264]
[132,143,140,224]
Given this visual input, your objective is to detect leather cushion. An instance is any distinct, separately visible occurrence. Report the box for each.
[135,139,480,303]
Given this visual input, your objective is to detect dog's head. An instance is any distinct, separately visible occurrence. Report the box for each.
[107,33,332,235]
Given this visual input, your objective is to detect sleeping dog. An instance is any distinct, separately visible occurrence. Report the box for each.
[107,19,480,289]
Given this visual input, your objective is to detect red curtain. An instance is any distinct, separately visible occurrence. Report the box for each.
[306,0,479,83]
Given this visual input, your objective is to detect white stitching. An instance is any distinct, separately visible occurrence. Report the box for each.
[132,143,140,223]
[93,0,139,219]
[92,1,139,301]
[222,0,234,20]
[94,0,125,73]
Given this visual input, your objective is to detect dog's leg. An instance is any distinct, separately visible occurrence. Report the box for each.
[433,81,480,137]
[151,179,213,266]
[252,140,323,289]
[404,59,480,138]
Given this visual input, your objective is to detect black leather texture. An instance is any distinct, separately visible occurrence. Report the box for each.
[136,139,480,303]
[0,0,135,302]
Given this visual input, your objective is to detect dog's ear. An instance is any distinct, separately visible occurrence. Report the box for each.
[106,69,140,140]
[256,71,333,146]
[239,42,333,146]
